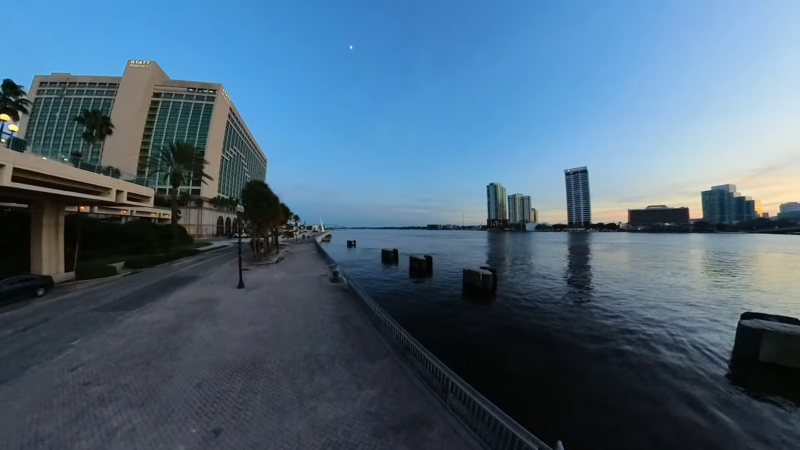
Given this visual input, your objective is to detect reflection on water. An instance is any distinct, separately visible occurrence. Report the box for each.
[322,231,800,450]
[565,233,593,303]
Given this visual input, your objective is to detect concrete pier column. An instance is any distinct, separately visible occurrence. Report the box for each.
[409,255,433,276]
[381,248,399,264]
[30,201,66,276]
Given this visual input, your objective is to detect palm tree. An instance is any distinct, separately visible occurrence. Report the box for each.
[148,142,213,243]
[274,203,292,253]
[194,196,205,237]
[242,180,279,260]
[292,214,301,241]
[0,79,31,138]
[73,109,114,165]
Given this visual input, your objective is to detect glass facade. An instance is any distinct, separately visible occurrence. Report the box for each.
[137,96,215,196]
[24,94,115,163]
[218,111,267,199]
[565,167,591,227]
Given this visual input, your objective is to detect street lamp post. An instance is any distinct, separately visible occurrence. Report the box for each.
[236,205,245,289]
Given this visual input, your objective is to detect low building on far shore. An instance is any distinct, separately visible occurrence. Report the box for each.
[628,205,690,226]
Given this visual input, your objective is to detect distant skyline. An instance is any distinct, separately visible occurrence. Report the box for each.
[8,0,800,226]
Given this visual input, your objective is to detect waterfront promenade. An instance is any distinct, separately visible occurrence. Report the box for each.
[0,240,473,449]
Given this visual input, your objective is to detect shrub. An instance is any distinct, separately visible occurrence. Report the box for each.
[76,263,119,280]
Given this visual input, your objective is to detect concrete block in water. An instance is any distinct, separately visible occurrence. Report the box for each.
[409,255,433,275]
[462,268,494,292]
[347,240,357,248]
[381,248,399,263]
[731,312,800,370]
[480,266,498,293]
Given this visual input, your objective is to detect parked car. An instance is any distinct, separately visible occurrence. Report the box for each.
[0,274,55,305]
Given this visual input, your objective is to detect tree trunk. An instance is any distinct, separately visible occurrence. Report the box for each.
[197,200,203,237]
[171,187,179,247]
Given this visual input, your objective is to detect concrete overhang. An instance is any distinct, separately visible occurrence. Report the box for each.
[0,147,154,207]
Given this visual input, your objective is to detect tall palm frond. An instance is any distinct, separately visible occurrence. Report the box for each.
[0,79,31,122]
[73,109,114,158]
[147,142,213,227]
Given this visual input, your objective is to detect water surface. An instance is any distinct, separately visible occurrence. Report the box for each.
[322,230,800,450]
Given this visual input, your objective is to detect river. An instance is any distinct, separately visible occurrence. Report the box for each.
[320,230,800,450]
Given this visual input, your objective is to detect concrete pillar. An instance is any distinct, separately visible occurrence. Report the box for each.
[381,248,399,264]
[409,255,433,276]
[30,201,66,276]
[731,312,800,370]
[462,268,494,293]
[480,266,498,292]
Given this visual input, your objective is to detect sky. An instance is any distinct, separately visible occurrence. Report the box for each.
[7,0,800,226]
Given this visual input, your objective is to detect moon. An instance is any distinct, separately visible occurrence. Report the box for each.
[349,45,353,50]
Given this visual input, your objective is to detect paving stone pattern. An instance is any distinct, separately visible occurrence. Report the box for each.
[0,241,472,450]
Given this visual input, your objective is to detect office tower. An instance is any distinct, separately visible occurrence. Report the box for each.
[564,167,591,227]
[531,207,539,223]
[628,205,690,225]
[778,202,800,220]
[701,185,735,223]
[18,60,267,201]
[486,182,507,220]
[701,184,760,223]
[507,193,532,223]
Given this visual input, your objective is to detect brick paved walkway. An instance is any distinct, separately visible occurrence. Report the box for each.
[0,241,473,450]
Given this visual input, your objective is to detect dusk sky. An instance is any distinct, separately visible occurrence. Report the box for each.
[8,0,800,226]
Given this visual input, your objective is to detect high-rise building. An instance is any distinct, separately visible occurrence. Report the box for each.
[701,185,736,223]
[486,182,507,221]
[507,193,532,223]
[564,167,591,227]
[778,202,800,220]
[701,184,759,223]
[531,208,539,223]
[18,60,267,202]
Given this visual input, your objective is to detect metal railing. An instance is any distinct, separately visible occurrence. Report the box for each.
[315,240,555,450]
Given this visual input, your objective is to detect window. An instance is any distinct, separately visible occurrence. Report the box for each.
[40,82,49,87]
[37,89,44,95]
[206,96,215,102]
[88,82,97,87]
[173,94,184,99]
[187,87,196,92]
[109,83,118,88]
[78,82,87,87]
[58,82,66,86]
[98,83,107,87]
[66,90,75,95]
[85,90,95,95]
[184,94,194,101]
[68,82,77,87]
[163,93,174,99]
[75,90,85,95]
[153,92,162,98]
